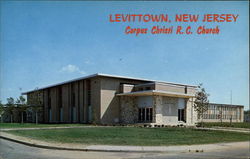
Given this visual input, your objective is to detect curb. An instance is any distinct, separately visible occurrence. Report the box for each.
[0,135,163,153]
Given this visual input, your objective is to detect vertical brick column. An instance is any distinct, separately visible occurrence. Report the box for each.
[43,90,49,123]
[79,80,84,123]
[83,80,88,123]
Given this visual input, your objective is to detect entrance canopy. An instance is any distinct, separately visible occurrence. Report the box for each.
[117,90,195,98]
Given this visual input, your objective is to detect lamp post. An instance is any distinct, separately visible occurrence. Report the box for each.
[230,90,232,125]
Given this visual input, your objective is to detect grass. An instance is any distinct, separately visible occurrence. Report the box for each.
[201,122,250,129]
[0,123,87,129]
[7,127,250,146]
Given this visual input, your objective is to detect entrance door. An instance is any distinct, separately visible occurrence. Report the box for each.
[178,98,186,122]
[138,107,153,123]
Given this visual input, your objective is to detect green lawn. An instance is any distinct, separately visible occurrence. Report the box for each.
[7,127,250,146]
[202,122,250,129]
[0,123,87,129]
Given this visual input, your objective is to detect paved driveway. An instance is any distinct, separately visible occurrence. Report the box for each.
[1,139,249,159]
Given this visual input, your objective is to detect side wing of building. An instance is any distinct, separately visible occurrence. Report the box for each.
[201,103,244,123]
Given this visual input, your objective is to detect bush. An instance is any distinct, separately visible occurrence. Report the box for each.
[202,122,250,128]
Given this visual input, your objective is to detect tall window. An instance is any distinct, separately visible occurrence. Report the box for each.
[177,98,185,122]
[237,108,240,120]
[178,109,185,121]
[138,107,153,123]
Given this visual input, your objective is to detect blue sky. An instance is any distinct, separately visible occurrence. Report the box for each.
[0,1,249,109]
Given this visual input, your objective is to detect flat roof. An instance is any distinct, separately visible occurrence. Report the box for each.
[22,73,197,94]
[209,103,244,107]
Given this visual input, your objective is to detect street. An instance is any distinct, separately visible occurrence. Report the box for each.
[0,139,249,159]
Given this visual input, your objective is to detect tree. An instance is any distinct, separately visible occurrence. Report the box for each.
[6,97,15,123]
[16,96,27,124]
[28,90,43,124]
[31,106,42,124]
[0,101,4,122]
[194,84,209,127]
[219,107,223,123]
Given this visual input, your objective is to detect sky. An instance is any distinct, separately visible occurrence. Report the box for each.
[0,1,249,110]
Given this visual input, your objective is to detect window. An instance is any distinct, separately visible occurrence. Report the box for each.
[178,109,185,121]
[146,108,153,121]
[72,107,76,122]
[60,108,63,122]
[237,109,240,120]
[138,107,153,123]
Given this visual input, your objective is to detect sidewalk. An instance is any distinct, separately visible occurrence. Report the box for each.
[0,126,97,131]
[0,131,248,153]
[196,127,250,133]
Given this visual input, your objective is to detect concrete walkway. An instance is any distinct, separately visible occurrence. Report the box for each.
[0,126,97,131]
[0,131,249,153]
[196,127,250,133]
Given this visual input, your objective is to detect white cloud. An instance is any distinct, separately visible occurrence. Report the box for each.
[84,60,93,65]
[84,60,90,64]
[60,64,85,75]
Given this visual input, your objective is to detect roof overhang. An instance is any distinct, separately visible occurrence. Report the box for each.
[117,90,195,98]
[22,73,197,95]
